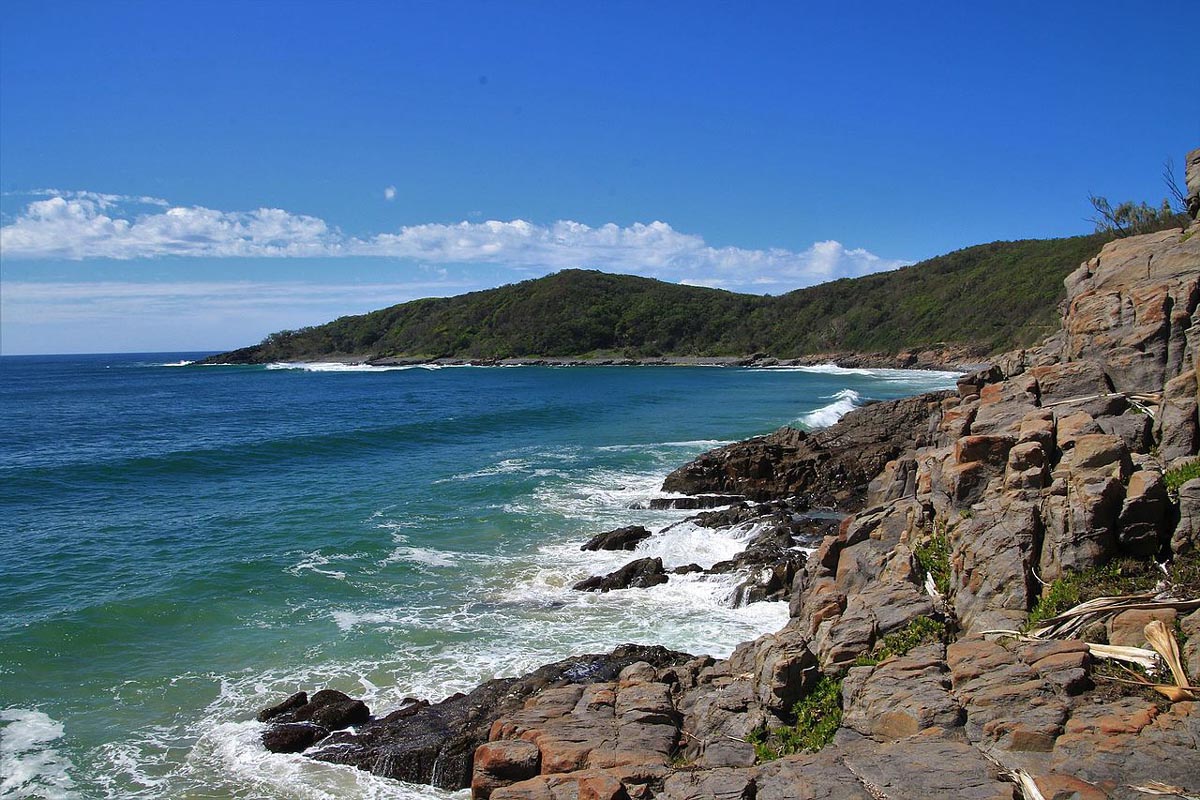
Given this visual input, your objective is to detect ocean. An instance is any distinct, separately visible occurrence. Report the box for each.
[0,354,958,799]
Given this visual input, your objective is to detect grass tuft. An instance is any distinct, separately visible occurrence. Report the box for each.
[854,616,947,667]
[749,675,843,761]
[1165,460,1200,493]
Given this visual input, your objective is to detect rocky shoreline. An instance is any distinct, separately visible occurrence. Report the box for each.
[202,344,987,372]
[255,158,1200,798]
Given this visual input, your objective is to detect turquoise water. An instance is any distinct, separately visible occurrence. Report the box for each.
[0,355,957,799]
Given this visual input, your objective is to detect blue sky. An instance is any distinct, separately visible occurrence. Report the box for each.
[1,1,1196,355]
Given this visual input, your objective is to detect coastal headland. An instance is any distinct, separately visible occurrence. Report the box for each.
[254,152,1200,798]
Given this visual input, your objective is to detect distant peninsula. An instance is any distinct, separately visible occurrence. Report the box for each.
[202,233,1113,367]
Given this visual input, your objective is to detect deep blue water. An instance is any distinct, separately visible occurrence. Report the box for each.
[0,353,957,798]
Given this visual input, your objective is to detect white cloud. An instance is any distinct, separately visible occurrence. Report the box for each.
[384,185,397,201]
[0,190,908,293]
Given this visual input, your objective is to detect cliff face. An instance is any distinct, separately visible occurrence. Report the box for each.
[257,178,1200,799]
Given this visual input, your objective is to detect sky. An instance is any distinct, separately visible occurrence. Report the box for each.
[0,1,1196,355]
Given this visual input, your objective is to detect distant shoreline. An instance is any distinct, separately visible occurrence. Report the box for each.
[200,344,986,372]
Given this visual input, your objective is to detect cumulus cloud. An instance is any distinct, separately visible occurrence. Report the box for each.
[0,190,907,293]
[384,185,397,201]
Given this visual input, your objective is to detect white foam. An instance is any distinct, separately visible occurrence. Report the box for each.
[157,360,194,367]
[0,708,80,799]
[264,362,442,373]
[595,439,727,453]
[797,388,862,429]
[286,551,371,581]
[755,363,961,383]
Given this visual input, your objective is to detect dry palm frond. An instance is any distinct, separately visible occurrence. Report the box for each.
[1086,643,1161,671]
[1008,768,1047,800]
[1028,595,1200,640]
[1129,780,1200,798]
[923,572,941,601]
[1142,620,1198,701]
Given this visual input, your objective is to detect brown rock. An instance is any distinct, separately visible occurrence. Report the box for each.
[1056,411,1103,451]
[842,644,963,740]
[1117,469,1170,556]
[955,434,1017,467]
[473,740,542,800]
[1107,608,1179,648]
[1158,369,1200,460]
[1069,434,1132,479]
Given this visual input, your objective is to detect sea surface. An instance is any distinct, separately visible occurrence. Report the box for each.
[0,354,958,799]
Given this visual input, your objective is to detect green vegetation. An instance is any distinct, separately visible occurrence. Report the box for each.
[1088,195,1190,238]
[855,616,947,667]
[1025,558,1162,629]
[914,529,951,596]
[749,675,843,761]
[1165,460,1200,493]
[206,232,1119,364]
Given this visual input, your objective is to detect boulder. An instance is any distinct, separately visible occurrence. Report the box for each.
[573,558,669,593]
[472,739,541,799]
[581,526,653,552]
[257,691,307,723]
[648,495,743,510]
[262,722,328,753]
[1116,469,1170,556]
[309,699,370,731]
[950,498,1043,634]
[841,644,963,740]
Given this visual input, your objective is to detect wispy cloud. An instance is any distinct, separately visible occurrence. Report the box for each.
[384,185,397,201]
[0,191,907,293]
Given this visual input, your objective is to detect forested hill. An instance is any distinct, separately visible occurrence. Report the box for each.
[205,232,1114,364]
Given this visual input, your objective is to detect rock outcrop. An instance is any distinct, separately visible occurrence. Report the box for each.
[306,645,693,789]
[661,391,953,508]
[261,183,1200,799]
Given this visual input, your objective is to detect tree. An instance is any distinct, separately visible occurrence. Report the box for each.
[1088,158,1190,237]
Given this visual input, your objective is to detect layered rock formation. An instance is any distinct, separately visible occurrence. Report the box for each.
[258,199,1200,798]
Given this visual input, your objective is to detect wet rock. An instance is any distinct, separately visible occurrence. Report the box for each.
[309,699,370,730]
[662,391,952,509]
[573,558,668,593]
[310,644,691,789]
[580,526,653,552]
[262,722,328,753]
[257,691,307,723]
[648,495,743,510]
